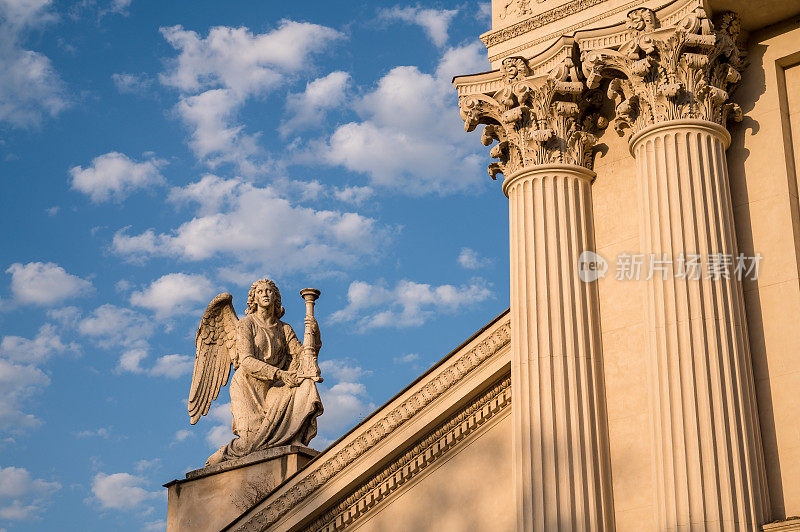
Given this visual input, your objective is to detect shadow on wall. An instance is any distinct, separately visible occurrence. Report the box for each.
[727,39,785,520]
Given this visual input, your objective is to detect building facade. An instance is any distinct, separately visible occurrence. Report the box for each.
[168,0,800,529]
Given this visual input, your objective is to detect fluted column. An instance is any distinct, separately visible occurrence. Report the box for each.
[582,6,769,529]
[632,119,769,530]
[505,164,613,531]
[456,52,614,531]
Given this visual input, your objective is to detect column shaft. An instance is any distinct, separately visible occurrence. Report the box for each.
[505,164,614,531]
[631,119,769,530]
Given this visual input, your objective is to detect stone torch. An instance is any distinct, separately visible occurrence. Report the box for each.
[298,288,323,382]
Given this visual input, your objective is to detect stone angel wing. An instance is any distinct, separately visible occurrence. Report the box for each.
[188,293,239,425]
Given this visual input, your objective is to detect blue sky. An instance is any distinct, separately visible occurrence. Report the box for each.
[0,1,509,529]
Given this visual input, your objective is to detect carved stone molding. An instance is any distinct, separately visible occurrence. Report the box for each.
[306,377,512,531]
[458,53,607,179]
[488,0,648,64]
[580,7,746,137]
[482,0,612,48]
[230,321,512,531]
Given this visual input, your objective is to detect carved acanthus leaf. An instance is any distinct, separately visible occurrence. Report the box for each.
[581,7,745,136]
[458,53,605,179]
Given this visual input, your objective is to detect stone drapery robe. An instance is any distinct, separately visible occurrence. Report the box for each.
[214,314,323,462]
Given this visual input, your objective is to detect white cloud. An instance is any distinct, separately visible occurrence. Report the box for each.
[46,306,81,327]
[118,348,148,374]
[319,42,489,195]
[6,262,92,305]
[173,88,260,169]
[172,429,192,444]
[317,359,374,439]
[379,6,458,48]
[77,304,188,378]
[74,427,111,439]
[0,0,55,28]
[457,247,492,269]
[159,22,343,96]
[134,459,160,473]
[205,424,231,449]
[331,278,493,329]
[113,177,390,275]
[478,2,492,20]
[209,402,232,425]
[130,273,215,318]
[144,519,166,531]
[0,466,59,521]
[90,472,158,511]
[0,0,68,128]
[114,280,132,293]
[280,71,350,136]
[0,324,78,364]
[107,0,131,14]
[393,353,419,364]
[159,21,343,171]
[69,152,166,203]
[319,358,370,383]
[0,307,79,434]
[78,304,154,350]
[333,185,373,206]
[434,41,490,81]
[78,305,152,348]
[205,402,232,448]
[167,173,240,215]
[0,358,49,433]
[111,72,151,94]
[149,354,192,378]
[286,179,326,202]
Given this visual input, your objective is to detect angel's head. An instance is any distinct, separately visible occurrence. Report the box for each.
[246,278,285,319]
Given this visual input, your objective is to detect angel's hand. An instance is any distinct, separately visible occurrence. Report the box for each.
[278,370,300,388]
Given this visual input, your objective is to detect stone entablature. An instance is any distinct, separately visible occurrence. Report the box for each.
[225,312,512,531]
[482,0,664,66]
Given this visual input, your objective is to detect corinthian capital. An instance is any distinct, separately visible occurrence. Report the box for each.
[581,7,745,136]
[458,53,607,180]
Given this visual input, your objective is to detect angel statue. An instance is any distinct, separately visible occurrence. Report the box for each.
[188,278,324,467]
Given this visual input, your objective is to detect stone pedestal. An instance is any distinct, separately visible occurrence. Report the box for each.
[504,164,614,531]
[164,445,317,532]
[630,119,769,529]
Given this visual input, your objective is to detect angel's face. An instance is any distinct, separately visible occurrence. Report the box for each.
[255,283,273,311]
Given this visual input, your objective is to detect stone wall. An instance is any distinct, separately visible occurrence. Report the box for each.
[729,16,800,522]
[350,410,513,532]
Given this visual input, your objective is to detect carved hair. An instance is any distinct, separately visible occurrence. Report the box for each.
[246,278,285,318]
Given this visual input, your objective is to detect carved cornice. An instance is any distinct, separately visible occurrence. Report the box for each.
[580,7,746,137]
[482,0,612,48]
[306,377,512,531]
[458,53,607,179]
[488,0,649,64]
[230,321,512,531]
